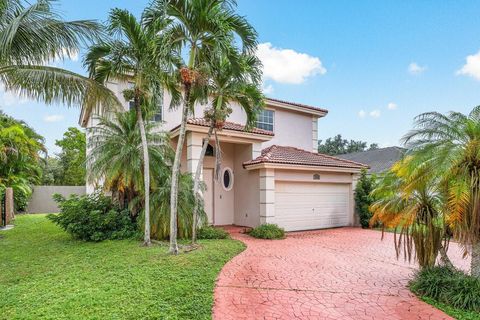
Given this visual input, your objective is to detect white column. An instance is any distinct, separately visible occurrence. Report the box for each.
[186,132,203,174]
[251,142,262,159]
[259,168,275,225]
[312,117,318,152]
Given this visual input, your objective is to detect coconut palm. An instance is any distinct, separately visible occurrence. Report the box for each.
[191,50,263,243]
[403,107,480,277]
[371,158,450,269]
[0,0,119,113]
[162,0,258,254]
[87,110,205,239]
[84,6,177,246]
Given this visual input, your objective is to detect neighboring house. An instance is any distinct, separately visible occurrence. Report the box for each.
[337,147,406,174]
[80,83,368,232]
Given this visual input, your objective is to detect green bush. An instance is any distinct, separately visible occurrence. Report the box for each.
[355,169,376,228]
[410,266,480,312]
[249,224,285,239]
[197,226,230,239]
[48,193,138,242]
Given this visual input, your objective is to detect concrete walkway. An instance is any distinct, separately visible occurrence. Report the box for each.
[213,227,468,320]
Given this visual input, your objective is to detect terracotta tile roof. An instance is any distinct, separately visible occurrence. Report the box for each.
[243,145,369,169]
[176,118,274,136]
[266,98,329,114]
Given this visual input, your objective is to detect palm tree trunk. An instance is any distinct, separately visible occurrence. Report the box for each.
[472,241,480,278]
[192,122,215,243]
[135,103,151,246]
[169,90,190,254]
[438,244,454,269]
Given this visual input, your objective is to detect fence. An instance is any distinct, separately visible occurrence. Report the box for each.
[26,186,86,214]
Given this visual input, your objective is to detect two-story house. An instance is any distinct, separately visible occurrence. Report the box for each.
[80,82,367,232]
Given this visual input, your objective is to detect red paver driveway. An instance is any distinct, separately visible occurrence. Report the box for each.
[213,227,469,320]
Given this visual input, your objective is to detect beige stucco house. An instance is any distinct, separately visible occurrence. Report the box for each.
[80,82,367,232]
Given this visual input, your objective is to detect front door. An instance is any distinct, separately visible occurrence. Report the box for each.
[203,168,214,224]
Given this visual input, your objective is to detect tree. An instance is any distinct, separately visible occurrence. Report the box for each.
[163,0,258,254]
[0,112,45,211]
[370,158,449,269]
[54,127,86,186]
[87,110,204,239]
[191,49,263,243]
[318,134,378,155]
[84,6,175,246]
[403,107,480,277]
[0,0,120,114]
[355,169,375,228]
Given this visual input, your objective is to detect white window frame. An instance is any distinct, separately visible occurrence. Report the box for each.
[256,109,275,132]
[222,167,234,191]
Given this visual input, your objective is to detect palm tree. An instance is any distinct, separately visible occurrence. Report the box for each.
[84,7,176,246]
[403,107,480,277]
[87,110,205,239]
[163,0,258,254]
[0,0,120,114]
[371,158,450,269]
[191,50,263,243]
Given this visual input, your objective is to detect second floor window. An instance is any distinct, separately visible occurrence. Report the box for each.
[256,109,274,131]
[152,104,162,122]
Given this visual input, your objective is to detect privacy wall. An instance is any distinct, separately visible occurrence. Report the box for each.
[26,186,86,213]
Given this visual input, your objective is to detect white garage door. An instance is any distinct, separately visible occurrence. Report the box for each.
[275,181,350,231]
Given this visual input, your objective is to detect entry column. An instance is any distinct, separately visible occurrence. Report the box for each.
[259,168,275,224]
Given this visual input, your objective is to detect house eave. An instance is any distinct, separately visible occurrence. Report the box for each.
[265,99,328,117]
[243,162,364,173]
[171,124,274,143]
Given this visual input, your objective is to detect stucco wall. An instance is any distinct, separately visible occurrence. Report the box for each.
[26,186,86,213]
[233,144,260,227]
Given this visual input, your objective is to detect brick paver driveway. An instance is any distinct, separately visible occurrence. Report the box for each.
[213,227,468,320]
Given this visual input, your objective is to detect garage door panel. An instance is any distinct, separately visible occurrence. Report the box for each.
[275,182,350,231]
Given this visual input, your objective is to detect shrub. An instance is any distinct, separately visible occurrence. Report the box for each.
[48,193,138,242]
[249,224,285,239]
[197,226,230,239]
[355,169,376,228]
[410,266,480,312]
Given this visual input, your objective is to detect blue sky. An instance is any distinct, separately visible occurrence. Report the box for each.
[1,0,480,153]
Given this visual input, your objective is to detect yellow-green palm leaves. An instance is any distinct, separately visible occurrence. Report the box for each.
[371,157,446,268]
[402,107,480,276]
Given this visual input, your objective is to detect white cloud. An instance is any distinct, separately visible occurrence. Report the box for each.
[262,83,274,95]
[44,114,64,122]
[256,42,326,84]
[387,102,398,110]
[408,62,427,75]
[369,110,381,118]
[55,48,79,62]
[0,84,29,107]
[457,50,480,81]
[358,110,366,118]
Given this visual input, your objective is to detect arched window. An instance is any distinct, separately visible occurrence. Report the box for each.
[205,144,214,157]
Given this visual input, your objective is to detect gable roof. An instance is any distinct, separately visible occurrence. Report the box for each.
[265,98,329,115]
[337,147,406,173]
[243,145,368,170]
[171,118,274,136]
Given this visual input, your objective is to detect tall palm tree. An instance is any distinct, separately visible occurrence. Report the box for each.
[87,110,205,240]
[191,50,263,243]
[84,7,176,246]
[163,0,258,254]
[371,158,450,269]
[403,107,480,277]
[0,0,119,113]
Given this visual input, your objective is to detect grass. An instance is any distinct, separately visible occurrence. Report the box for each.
[421,297,480,320]
[0,214,245,320]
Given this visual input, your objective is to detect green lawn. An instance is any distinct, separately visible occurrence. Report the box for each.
[421,297,480,320]
[0,214,245,320]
